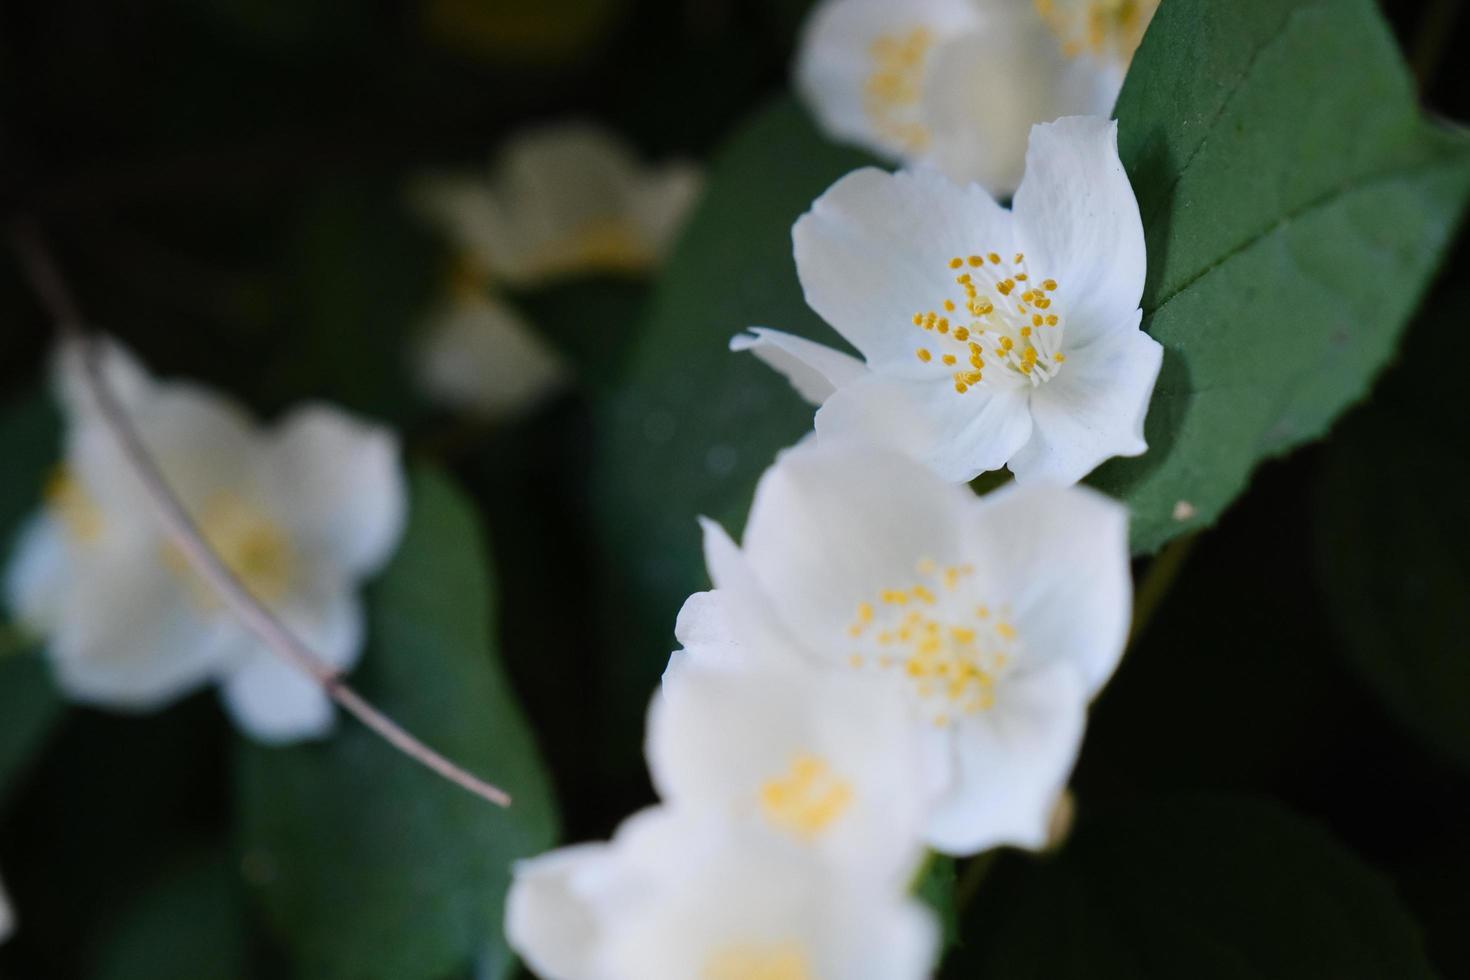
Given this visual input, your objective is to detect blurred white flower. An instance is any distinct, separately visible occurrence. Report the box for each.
[412,293,566,419]
[736,117,1162,485]
[415,122,703,288]
[507,808,938,980]
[411,122,703,419]
[0,872,13,943]
[796,0,1157,193]
[648,658,932,884]
[4,340,407,744]
[687,440,1132,854]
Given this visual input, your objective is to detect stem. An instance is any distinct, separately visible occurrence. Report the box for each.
[7,221,510,808]
[1128,531,1197,645]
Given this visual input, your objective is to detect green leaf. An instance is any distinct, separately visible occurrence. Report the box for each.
[1091,0,1470,552]
[945,796,1438,979]
[0,394,66,801]
[913,854,960,951]
[237,468,558,980]
[94,850,249,980]
[1313,278,1470,767]
[591,100,874,781]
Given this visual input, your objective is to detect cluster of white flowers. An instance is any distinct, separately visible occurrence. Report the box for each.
[412,122,703,418]
[798,0,1158,194]
[4,342,407,745]
[506,80,1157,980]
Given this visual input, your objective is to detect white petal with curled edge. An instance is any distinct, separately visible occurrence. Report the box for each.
[259,404,408,579]
[505,843,612,980]
[961,481,1132,694]
[1009,313,1163,484]
[1012,116,1146,346]
[730,327,868,405]
[794,167,1013,368]
[925,662,1088,854]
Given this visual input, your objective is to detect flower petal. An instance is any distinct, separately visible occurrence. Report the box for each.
[794,167,1014,368]
[925,662,1087,854]
[505,843,612,980]
[795,0,979,162]
[217,586,364,744]
[414,296,567,419]
[258,404,408,578]
[814,372,1033,483]
[1012,116,1146,344]
[962,481,1132,693]
[736,440,970,660]
[5,515,70,632]
[730,328,868,405]
[922,22,1121,194]
[1009,313,1163,484]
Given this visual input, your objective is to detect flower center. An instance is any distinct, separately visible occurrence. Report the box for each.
[703,943,812,980]
[1033,0,1158,64]
[846,560,1019,727]
[758,754,854,840]
[522,219,659,280]
[45,467,105,543]
[166,493,296,608]
[864,27,935,154]
[912,252,1066,392]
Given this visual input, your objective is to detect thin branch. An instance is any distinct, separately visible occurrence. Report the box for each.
[7,221,511,808]
[1128,530,1198,646]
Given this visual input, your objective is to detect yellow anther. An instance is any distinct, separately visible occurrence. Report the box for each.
[965,371,982,384]
[1033,314,1044,326]
[976,605,990,618]
[953,327,969,341]
[857,601,874,623]
[1000,337,1014,351]
[941,354,956,366]
[1055,352,1066,362]
[954,380,969,394]
[995,622,1017,640]
[997,280,1014,295]
[1042,279,1057,291]
[849,654,864,669]
[949,257,964,269]
[943,299,956,312]
[912,313,924,326]
[916,348,932,363]
[937,319,949,334]
[1020,361,1034,374]
[759,755,854,839]
[1020,326,1032,337]
[1015,272,1029,281]
[988,252,1001,263]
[913,585,937,603]
[1046,314,1059,325]
[881,590,909,605]
[968,255,983,266]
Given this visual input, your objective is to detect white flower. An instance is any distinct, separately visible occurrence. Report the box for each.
[0,871,13,944]
[413,293,566,419]
[648,658,932,884]
[414,121,702,289]
[684,439,1132,854]
[735,116,1162,485]
[411,122,702,418]
[796,0,1157,193]
[4,340,407,744]
[507,808,938,980]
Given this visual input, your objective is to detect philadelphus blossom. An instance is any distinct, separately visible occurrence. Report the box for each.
[735,116,1163,485]
[648,658,933,883]
[4,341,407,744]
[507,809,938,980]
[797,0,1158,193]
[412,123,702,418]
[687,440,1132,854]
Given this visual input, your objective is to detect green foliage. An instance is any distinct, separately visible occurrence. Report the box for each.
[1315,279,1470,768]
[237,468,558,980]
[591,100,873,779]
[944,797,1438,979]
[1093,0,1470,552]
[94,851,249,980]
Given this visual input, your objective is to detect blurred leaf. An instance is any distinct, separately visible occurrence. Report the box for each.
[264,181,441,426]
[512,277,651,394]
[1092,0,1470,552]
[95,850,248,980]
[945,796,1438,979]
[591,99,874,786]
[238,468,558,980]
[913,855,960,951]
[1314,278,1470,768]
[0,394,65,802]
